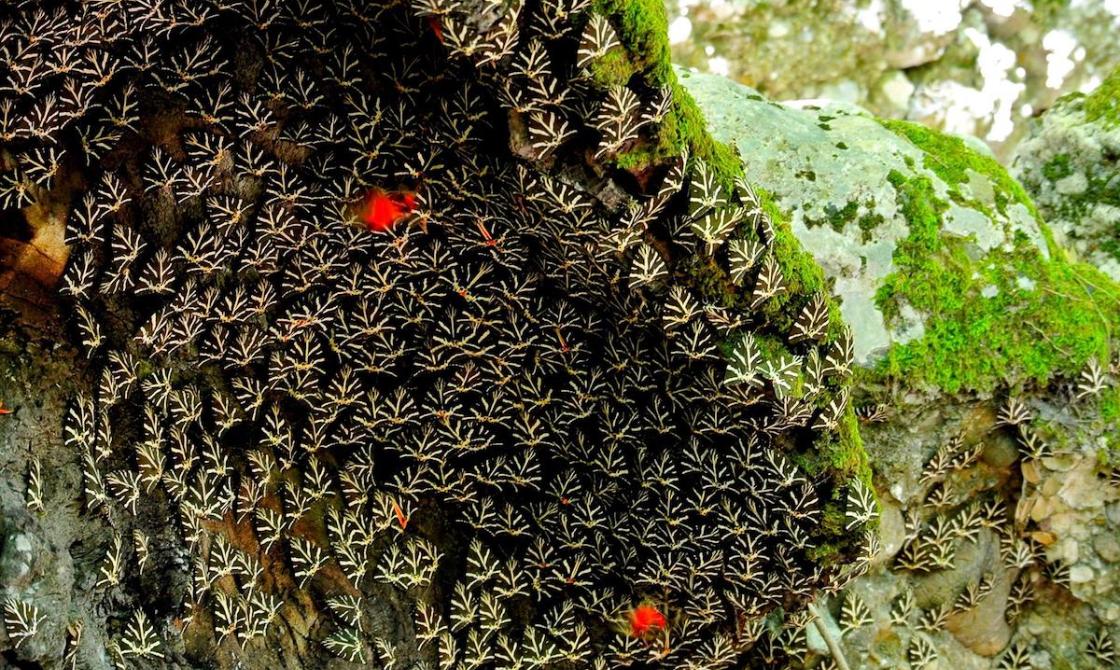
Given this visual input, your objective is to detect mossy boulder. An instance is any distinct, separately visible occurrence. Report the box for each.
[683,67,1120,669]
[582,3,877,571]
[1013,67,1120,280]
[681,68,1119,397]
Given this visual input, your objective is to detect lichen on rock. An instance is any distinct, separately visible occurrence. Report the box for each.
[683,68,1119,396]
[1014,66,1120,281]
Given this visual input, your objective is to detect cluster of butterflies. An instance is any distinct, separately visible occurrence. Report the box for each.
[0,0,871,666]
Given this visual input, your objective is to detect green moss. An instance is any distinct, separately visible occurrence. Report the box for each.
[1103,385,1119,425]
[1042,153,1073,182]
[753,332,791,362]
[866,122,1117,394]
[668,89,742,182]
[586,47,636,88]
[834,408,872,484]
[797,408,872,495]
[803,199,884,242]
[1083,66,1120,128]
[807,543,839,563]
[611,143,656,171]
[872,167,1120,394]
[807,200,858,232]
[879,118,1042,224]
[1099,385,1120,457]
[592,0,672,84]
[795,407,872,486]
[857,210,885,243]
[591,0,741,187]
[792,407,876,566]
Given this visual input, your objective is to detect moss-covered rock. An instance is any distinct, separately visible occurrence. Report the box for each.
[585,0,743,185]
[683,69,1119,396]
[1013,66,1120,280]
[685,66,1120,670]
[582,6,876,572]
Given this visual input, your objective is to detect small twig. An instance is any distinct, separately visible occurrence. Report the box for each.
[808,602,852,670]
[1068,266,1120,307]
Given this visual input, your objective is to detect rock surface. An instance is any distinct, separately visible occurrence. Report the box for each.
[0,1,1116,668]
[1014,67,1120,280]
[679,68,1050,369]
[0,313,112,667]
[686,68,1120,669]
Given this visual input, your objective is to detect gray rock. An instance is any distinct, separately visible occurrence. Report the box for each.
[945,566,1013,656]
[1095,534,1120,564]
[873,71,915,116]
[679,68,1048,367]
[0,321,113,669]
[1013,69,1120,280]
[911,529,998,608]
[873,499,907,565]
[0,533,36,586]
